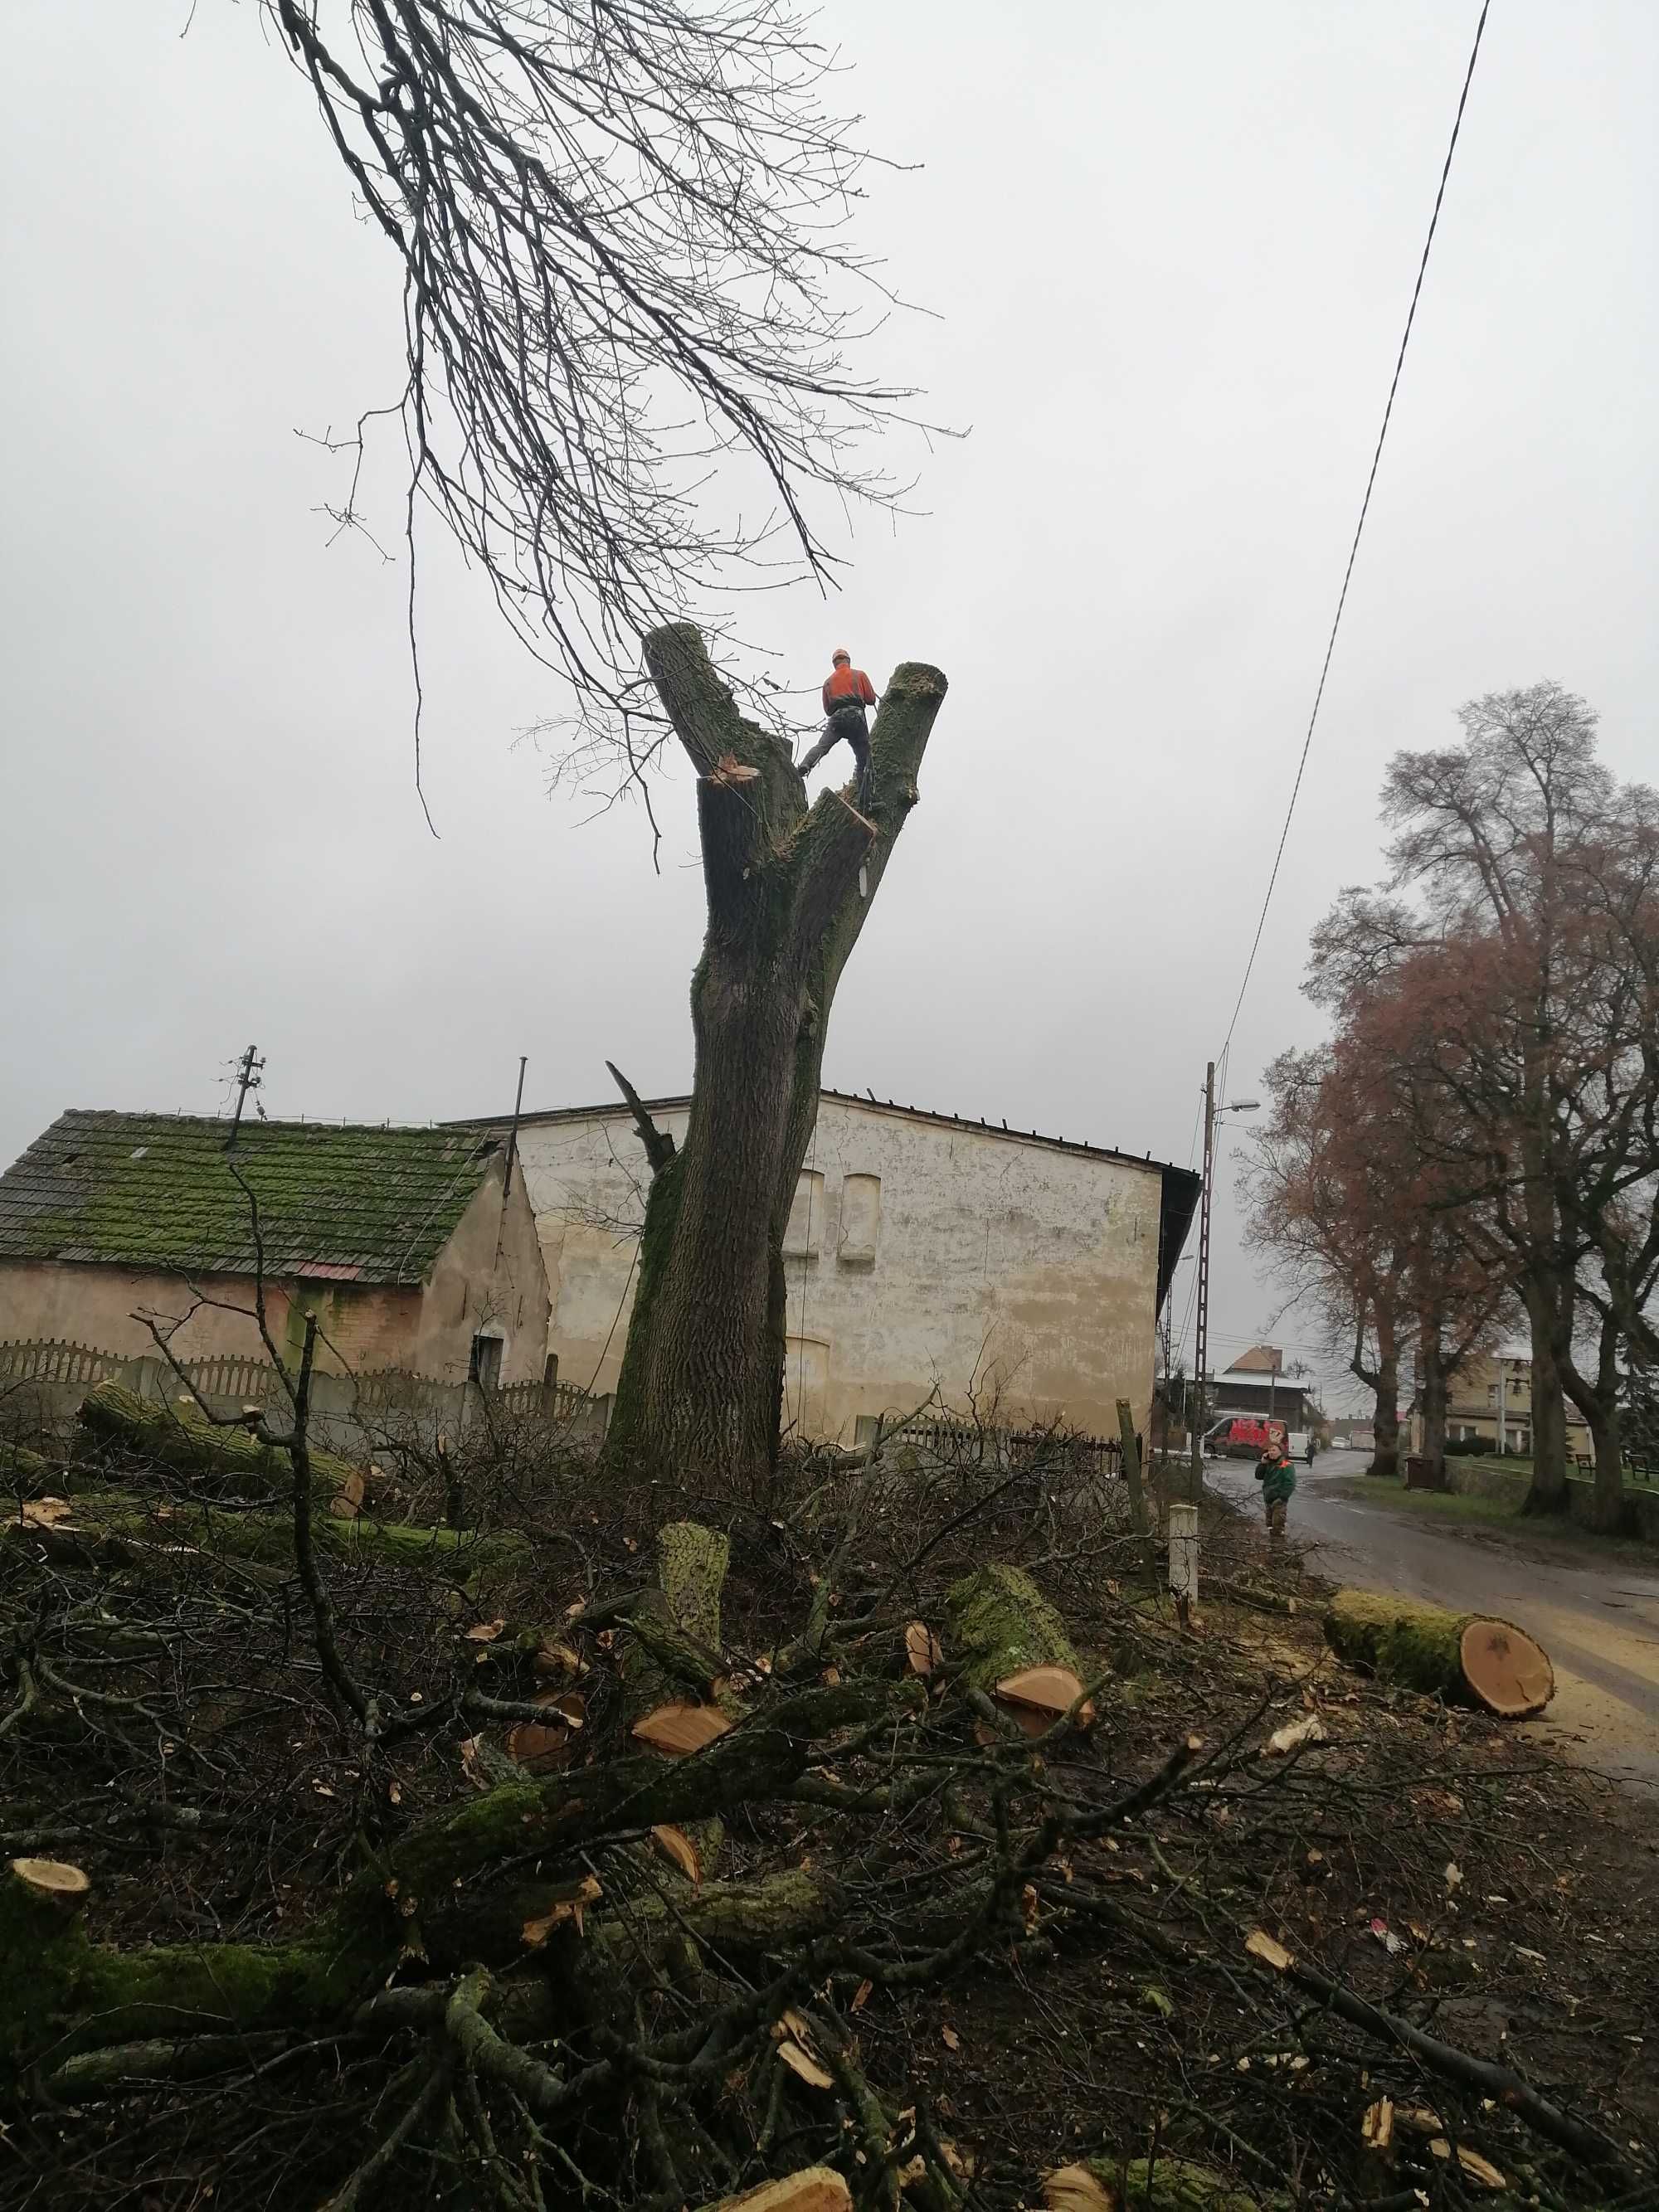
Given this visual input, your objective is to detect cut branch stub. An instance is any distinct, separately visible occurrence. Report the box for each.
[632,1703,732,1757]
[507,1692,587,1774]
[10,1859,91,1913]
[1323,1588,1554,1717]
[993,1665,1096,1738]
[650,1824,703,1884]
[1044,2157,1258,2212]
[697,2167,852,2212]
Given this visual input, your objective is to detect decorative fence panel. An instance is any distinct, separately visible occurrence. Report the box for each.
[0,1339,125,1388]
[0,1340,612,1460]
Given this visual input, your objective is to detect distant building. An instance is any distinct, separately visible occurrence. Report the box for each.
[0,1111,549,1387]
[504,1088,1199,1445]
[1423,1349,1590,1458]
[1204,1345,1311,1431]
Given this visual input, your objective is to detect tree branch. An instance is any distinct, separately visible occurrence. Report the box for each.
[606,1062,676,1177]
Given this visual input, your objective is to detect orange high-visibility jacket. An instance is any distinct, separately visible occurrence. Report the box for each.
[822,664,878,715]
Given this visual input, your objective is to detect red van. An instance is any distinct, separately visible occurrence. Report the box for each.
[1204,1417,1288,1461]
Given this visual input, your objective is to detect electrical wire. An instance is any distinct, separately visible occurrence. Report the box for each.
[1217,0,1491,1062]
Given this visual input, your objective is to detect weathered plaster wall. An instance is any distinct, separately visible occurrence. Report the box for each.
[414,1163,550,1385]
[514,1098,1163,1442]
[0,1161,551,1387]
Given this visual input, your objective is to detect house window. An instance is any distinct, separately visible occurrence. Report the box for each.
[783,1170,825,1259]
[469,1334,504,1391]
[838,1173,881,1266]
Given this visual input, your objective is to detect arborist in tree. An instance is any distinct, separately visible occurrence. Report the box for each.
[1254,1437,1297,1540]
[799,647,878,805]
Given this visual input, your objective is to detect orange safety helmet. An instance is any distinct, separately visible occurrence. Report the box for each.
[830,646,851,664]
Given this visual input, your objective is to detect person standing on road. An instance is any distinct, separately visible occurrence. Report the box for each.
[1255,1439,1297,1539]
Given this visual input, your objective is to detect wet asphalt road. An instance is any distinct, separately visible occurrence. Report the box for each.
[1204,1448,1659,1798]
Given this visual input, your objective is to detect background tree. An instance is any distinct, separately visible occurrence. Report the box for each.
[1307,683,1659,1525]
[1242,1047,1412,1478]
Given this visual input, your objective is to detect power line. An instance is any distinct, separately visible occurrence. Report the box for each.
[1218,0,1491,1061]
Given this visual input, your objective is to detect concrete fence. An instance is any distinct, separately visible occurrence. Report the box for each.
[0,1338,611,1462]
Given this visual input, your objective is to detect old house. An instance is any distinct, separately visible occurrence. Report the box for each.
[0,1111,550,1387]
[1424,1348,1591,1460]
[1204,1345,1312,1432]
[505,1089,1199,1443]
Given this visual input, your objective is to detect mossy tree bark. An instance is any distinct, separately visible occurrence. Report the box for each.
[606,625,947,1494]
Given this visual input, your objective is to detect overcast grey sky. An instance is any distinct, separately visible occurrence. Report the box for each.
[2,2,1655,1407]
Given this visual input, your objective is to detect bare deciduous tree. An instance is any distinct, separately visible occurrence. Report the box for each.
[265,0,928,810]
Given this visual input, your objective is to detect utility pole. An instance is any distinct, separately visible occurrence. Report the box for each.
[1190,1060,1215,1503]
[1496,1357,1507,1457]
[226,1044,265,1152]
[502,1055,529,1199]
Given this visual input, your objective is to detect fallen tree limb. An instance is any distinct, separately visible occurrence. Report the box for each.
[3,1678,920,2067]
[1241,1925,1632,2184]
[75,1381,365,1502]
[2,1487,528,1583]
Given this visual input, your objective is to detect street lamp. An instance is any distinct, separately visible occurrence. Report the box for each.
[1188,1069,1259,1496]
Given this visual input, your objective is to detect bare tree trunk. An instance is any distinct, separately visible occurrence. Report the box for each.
[1521,1275,1570,1514]
[1417,1315,1447,1476]
[1357,1312,1401,1479]
[1559,1307,1626,1535]
[606,626,947,1495]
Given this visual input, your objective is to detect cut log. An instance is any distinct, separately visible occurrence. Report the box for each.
[945,1563,1098,1726]
[76,1383,365,1503]
[905,1621,942,1676]
[1323,1589,1554,1717]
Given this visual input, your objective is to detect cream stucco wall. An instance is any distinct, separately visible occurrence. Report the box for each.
[0,1159,550,1388]
[515,1097,1164,1442]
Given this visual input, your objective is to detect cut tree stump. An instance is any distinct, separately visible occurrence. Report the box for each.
[1323,1588,1554,1717]
[945,1563,1097,1732]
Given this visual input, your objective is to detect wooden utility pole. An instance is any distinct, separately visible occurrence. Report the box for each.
[1189,1060,1215,1502]
[226,1044,265,1152]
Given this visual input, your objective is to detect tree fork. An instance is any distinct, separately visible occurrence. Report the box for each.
[606,625,947,1491]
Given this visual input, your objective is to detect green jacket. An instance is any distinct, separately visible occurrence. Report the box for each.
[1256,1454,1297,1504]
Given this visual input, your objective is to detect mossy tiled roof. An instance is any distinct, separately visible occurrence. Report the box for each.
[0,1111,501,1286]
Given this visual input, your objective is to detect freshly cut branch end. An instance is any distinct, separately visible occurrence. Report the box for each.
[632,1703,732,1756]
[10,1858,91,1911]
[698,2166,852,2212]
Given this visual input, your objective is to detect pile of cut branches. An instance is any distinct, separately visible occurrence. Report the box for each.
[1,1402,1654,2212]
